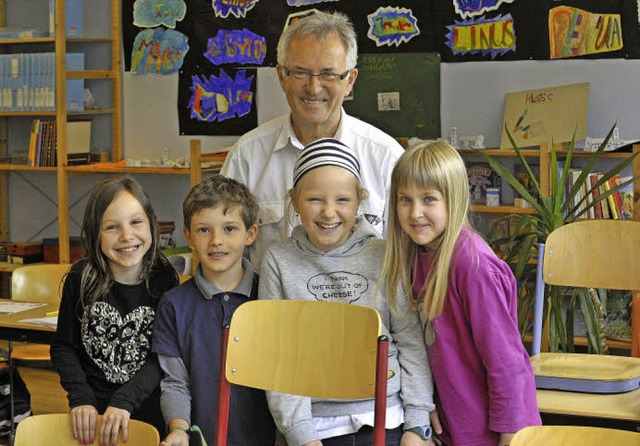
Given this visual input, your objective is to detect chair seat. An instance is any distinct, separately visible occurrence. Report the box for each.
[11,344,51,362]
[531,353,640,393]
[512,425,640,445]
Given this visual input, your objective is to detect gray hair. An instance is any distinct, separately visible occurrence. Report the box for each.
[276,11,358,70]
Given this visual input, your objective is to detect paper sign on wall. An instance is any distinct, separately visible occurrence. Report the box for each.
[500,82,589,150]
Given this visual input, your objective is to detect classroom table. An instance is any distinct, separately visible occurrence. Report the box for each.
[0,299,58,344]
[0,299,58,445]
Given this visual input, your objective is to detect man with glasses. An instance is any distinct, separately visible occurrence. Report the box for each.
[221,11,404,271]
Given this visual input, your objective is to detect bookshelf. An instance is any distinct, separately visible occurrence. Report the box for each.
[460,145,640,222]
[461,143,640,353]
[0,0,122,264]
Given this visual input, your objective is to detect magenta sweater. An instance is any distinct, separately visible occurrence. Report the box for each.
[414,227,540,446]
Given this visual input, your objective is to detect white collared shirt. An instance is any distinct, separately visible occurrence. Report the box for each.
[221,110,404,270]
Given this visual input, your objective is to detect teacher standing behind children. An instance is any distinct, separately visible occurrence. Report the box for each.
[222,11,404,270]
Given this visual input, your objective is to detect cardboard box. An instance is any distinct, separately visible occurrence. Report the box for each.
[43,237,84,263]
[7,242,43,256]
[67,121,91,154]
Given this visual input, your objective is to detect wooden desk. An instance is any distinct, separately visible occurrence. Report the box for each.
[538,388,640,422]
[0,300,57,344]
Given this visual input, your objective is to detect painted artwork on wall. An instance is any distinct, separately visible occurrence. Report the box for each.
[549,6,623,59]
[500,82,590,150]
[120,0,640,135]
[130,0,189,75]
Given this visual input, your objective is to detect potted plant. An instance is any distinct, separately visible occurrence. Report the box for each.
[477,125,640,353]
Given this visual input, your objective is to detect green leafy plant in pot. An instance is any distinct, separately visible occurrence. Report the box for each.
[477,125,640,353]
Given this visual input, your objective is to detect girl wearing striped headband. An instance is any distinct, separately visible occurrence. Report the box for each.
[258,137,435,446]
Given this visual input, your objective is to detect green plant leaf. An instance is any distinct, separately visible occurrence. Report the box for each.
[505,124,542,198]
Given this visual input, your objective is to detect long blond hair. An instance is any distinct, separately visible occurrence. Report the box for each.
[382,141,470,320]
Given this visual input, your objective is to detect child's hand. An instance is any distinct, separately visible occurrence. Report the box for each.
[400,430,433,445]
[70,405,98,445]
[498,432,515,446]
[159,430,189,446]
[430,410,444,445]
[99,406,131,446]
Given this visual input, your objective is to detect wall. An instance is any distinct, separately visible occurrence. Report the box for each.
[9,58,640,246]
[441,59,640,149]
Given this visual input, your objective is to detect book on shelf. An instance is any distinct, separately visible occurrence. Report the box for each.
[514,162,540,201]
[616,176,634,220]
[0,243,7,262]
[466,162,501,204]
[608,175,625,219]
[602,179,619,220]
[596,174,611,219]
[588,173,603,220]
[49,0,83,37]
[8,253,44,264]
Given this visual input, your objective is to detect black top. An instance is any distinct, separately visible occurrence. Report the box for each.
[50,258,178,426]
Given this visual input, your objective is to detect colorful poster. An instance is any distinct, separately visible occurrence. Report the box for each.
[212,0,259,18]
[189,69,254,122]
[549,6,623,59]
[500,82,590,149]
[178,67,258,135]
[205,29,267,65]
[454,0,515,19]
[286,0,338,5]
[446,14,516,58]
[133,0,186,29]
[131,28,189,75]
[367,7,420,47]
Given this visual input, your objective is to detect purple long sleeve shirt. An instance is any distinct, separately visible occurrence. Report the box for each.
[414,227,540,446]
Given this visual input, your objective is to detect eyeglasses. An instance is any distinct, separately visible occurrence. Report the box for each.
[282,67,351,83]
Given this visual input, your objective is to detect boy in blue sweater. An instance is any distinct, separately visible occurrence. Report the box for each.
[154,175,276,446]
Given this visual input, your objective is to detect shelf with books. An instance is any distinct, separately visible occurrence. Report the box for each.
[460,145,640,218]
[0,0,123,263]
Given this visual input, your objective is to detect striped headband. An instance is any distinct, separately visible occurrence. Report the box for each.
[293,138,362,187]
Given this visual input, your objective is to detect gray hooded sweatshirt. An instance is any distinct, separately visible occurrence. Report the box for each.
[259,218,435,446]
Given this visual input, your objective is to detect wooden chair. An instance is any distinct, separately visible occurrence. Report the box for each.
[216,300,389,446]
[11,264,70,414]
[511,425,640,445]
[531,220,640,421]
[14,413,159,445]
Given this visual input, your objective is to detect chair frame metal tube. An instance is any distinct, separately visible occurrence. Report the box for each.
[374,335,389,446]
[215,326,231,446]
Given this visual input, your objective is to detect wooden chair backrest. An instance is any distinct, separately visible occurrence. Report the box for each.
[14,414,159,446]
[11,264,70,303]
[226,300,382,399]
[541,220,640,355]
[511,425,640,445]
[543,220,640,290]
